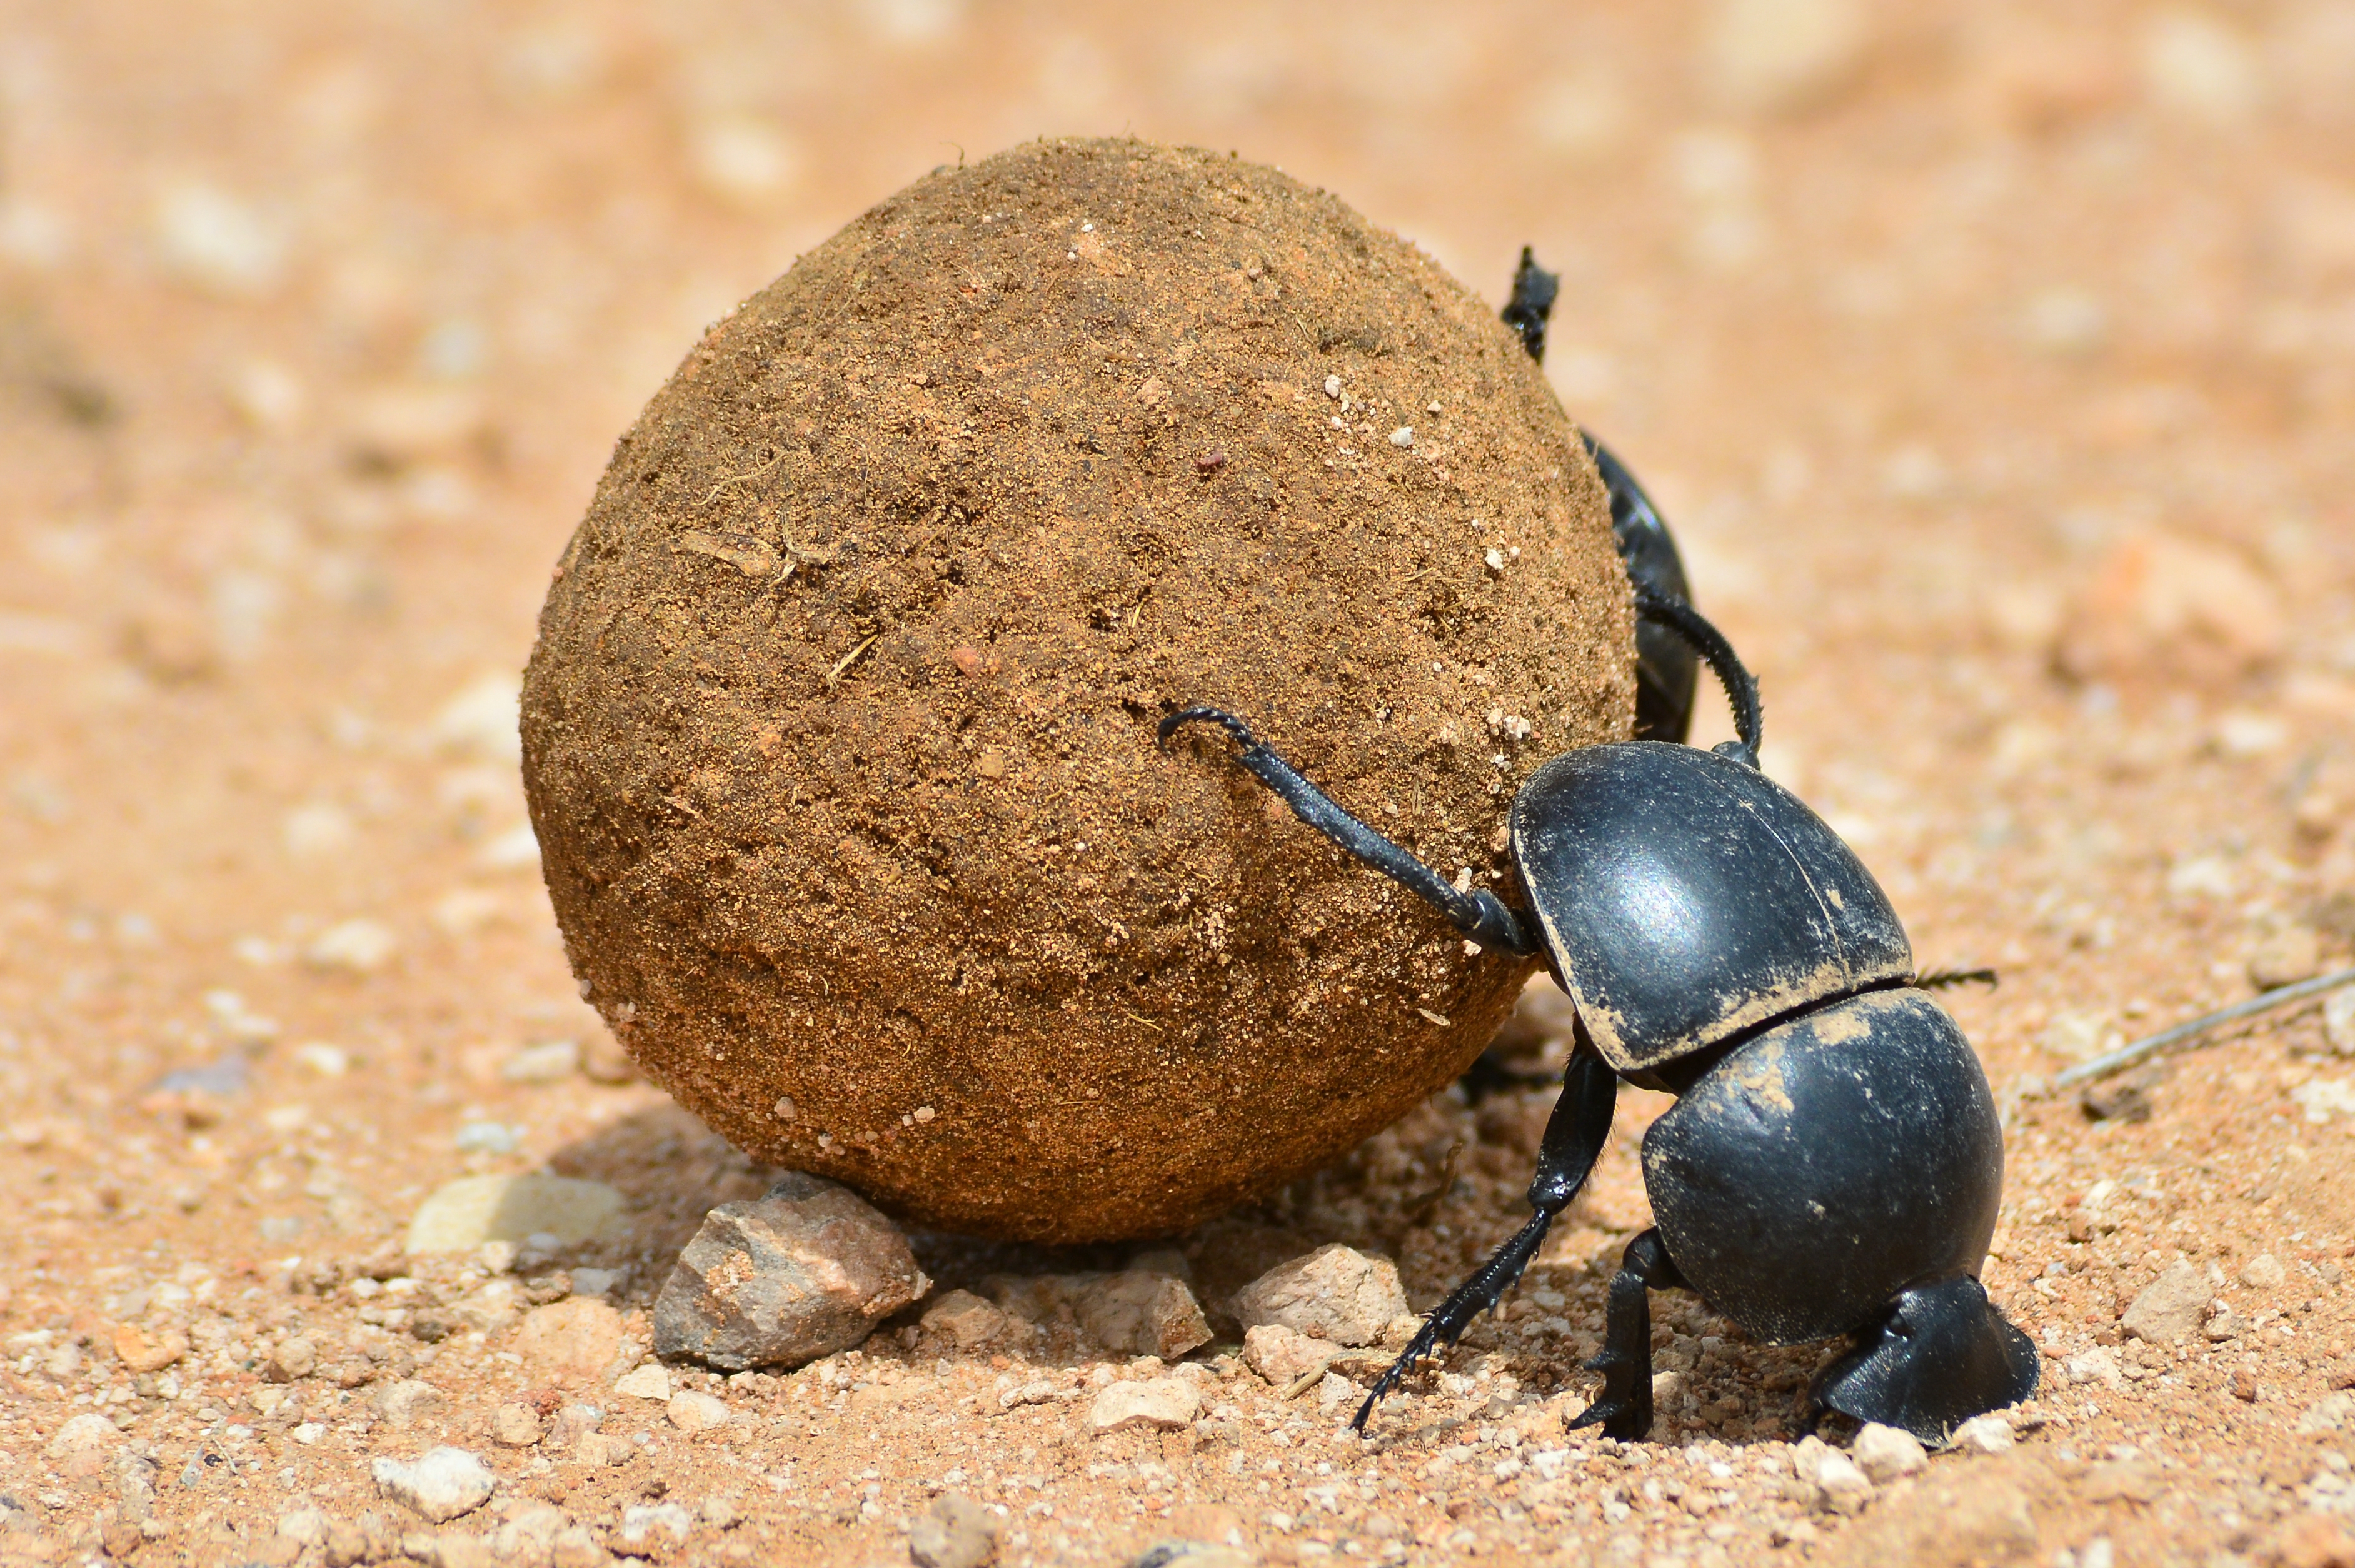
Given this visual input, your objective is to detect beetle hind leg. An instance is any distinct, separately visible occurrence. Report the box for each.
[1805,1275,2039,1447]
[1569,1228,1686,1441]
[1352,1046,1619,1435]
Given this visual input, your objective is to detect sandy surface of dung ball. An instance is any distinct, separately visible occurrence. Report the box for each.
[522,138,1633,1242]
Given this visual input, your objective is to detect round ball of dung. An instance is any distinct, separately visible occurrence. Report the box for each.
[522,138,1634,1242]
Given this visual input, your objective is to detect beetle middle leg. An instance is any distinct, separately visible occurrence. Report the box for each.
[1352,1042,1617,1433]
[1569,1227,1687,1441]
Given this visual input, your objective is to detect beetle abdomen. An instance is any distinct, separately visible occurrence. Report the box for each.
[1512,743,1912,1072]
[1639,988,2004,1345]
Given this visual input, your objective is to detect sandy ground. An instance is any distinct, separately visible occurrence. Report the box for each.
[2,1,2354,1565]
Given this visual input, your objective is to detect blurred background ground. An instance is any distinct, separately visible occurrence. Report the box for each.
[1,1,2353,1565]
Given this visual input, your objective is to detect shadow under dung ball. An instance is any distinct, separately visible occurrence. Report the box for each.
[522,138,1634,1242]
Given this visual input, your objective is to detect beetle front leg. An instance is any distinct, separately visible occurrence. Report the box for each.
[1352,1044,1618,1434]
[1159,706,1539,955]
[1570,1227,1687,1441]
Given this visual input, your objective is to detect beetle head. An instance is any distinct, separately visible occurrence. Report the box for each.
[1808,1275,2038,1447]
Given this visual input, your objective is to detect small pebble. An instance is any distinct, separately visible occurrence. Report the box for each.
[1813,1450,1874,1515]
[1242,1324,1336,1387]
[499,1040,580,1083]
[2121,1260,2208,1343]
[1232,1245,1409,1347]
[1852,1421,1927,1482]
[666,1389,730,1432]
[404,1173,623,1255]
[1088,1376,1200,1434]
[921,1290,1010,1350]
[304,917,398,974]
[651,1173,929,1371]
[1950,1414,2016,1454]
[2326,988,2355,1055]
[371,1447,495,1524]
[375,1379,449,1426]
[488,1403,543,1447]
[910,1492,1000,1568]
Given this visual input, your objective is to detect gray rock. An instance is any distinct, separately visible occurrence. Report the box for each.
[1231,1245,1408,1347]
[2121,1260,2207,1343]
[652,1173,930,1371]
[910,1492,999,1568]
[371,1446,495,1523]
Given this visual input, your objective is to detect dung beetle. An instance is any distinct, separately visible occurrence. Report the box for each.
[1157,256,2037,1446]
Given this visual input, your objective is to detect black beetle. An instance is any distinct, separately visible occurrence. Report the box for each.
[1155,256,2037,1447]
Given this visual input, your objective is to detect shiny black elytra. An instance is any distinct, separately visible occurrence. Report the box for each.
[1153,253,2037,1448]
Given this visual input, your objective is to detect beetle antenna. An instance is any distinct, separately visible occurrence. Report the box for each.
[1630,585,1762,765]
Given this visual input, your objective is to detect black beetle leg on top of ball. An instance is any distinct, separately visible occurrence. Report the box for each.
[1152,705,1542,957]
[1503,245,1700,745]
[1163,474,2039,1446]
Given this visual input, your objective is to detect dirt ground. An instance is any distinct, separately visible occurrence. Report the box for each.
[2,3,2353,1567]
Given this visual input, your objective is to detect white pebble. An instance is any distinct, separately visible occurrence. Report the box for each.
[1388,426,1414,448]
[1949,1414,2015,1454]
[1851,1421,1926,1482]
[304,918,396,974]
[153,182,288,298]
[500,1040,580,1084]
[371,1446,495,1523]
[293,1042,350,1077]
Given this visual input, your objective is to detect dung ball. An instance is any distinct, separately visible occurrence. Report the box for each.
[522,138,1634,1242]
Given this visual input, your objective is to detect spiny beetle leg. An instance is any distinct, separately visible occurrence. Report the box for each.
[1570,1227,1686,1441]
[1352,1209,1556,1435]
[1158,706,1538,955]
[1353,1047,1619,1434]
[1917,967,1998,991]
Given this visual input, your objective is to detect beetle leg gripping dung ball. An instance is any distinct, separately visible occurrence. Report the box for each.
[521,138,1635,1243]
